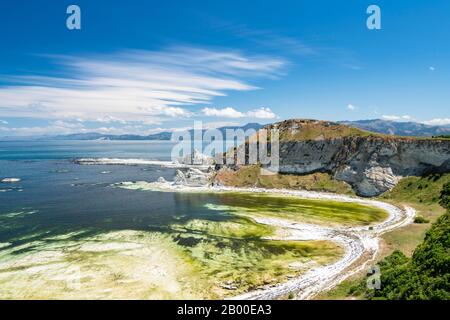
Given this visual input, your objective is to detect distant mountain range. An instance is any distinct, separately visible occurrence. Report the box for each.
[39,123,263,141]
[51,131,173,141]
[2,119,449,141]
[47,120,450,140]
[339,119,450,137]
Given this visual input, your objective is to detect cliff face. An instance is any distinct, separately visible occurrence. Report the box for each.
[277,136,450,196]
[244,120,450,196]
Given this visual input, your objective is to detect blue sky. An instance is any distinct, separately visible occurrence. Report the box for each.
[0,0,449,136]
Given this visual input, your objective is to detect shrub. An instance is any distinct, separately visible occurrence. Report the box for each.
[355,213,450,300]
[439,182,450,209]
[414,216,430,224]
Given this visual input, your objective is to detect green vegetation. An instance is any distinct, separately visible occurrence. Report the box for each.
[0,230,213,299]
[0,225,342,299]
[382,173,450,206]
[414,216,430,224]
[168,208,345,295]
[324,181,450,300]
[170,216,275,239]
[352,211,449,300]
[176,232,341,295]
[215,165,353,195]
[267,119,381,141]
[320,178,450,300]
[381,173,450,254]
[440,180,450,209]
[0,195,349,299]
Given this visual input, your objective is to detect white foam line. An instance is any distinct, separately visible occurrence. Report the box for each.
[74,158,210,169]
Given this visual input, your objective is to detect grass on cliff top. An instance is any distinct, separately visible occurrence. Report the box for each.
[381,173,450,206]
[262,119,381,141]
[215,165,354,195]
[254,119,445,141]
[379,173,450,255]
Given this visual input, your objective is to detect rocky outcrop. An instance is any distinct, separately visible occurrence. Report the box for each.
[276,135,450,197]
[174,150,215,187]
[174,168,212,187]
[178,149,215,166]
[222,120,450,197]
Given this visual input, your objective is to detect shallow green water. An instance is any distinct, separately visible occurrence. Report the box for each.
[0,154,387,299]
[210,192,388,226]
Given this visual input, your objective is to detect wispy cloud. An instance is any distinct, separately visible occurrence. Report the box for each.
[0,119,8,125]
[0,47,284,124]
[0,120,185,137]
[382,115,413,121]
[0,120,85,136]
[213,22,316,56]
[210,21,362,70]
[202,106,277,119]
[422,118,450,126]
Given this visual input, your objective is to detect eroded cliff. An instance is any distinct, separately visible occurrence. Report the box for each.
[217,119,450,197]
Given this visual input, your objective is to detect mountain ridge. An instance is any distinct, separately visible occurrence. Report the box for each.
[339,119,450,137]
[2,119,450,141]
[218,119,450,196]
[0,123,263,141]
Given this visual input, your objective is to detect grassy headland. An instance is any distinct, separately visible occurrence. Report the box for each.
[215,165,354,195]
[319,176,450,300]
[345,185,450,300]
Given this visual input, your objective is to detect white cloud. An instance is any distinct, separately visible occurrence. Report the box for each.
[0,120,8,125]
[382,115,413,121]
[382,115,400,121]
[202,107,244,118]
[422,118,450,126]
[246,107,277,119]
[347,104,356,111]
[203,121,241,129]
[138,122,241,134]
[202,106,277,119]
[0,121,85,136]
[0,47,284,124]
[0,121,168,137]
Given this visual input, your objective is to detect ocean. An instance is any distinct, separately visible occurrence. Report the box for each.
[0,140,234,244]
[0,140,346,299]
